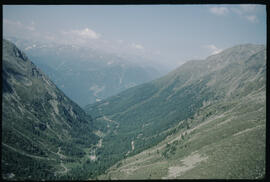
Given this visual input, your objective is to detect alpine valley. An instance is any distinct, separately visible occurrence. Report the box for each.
[5,36,164,107]
[2,39,266,180]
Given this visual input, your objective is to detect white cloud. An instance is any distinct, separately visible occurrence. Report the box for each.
[209,7,229,15]
[204,44,223,55]
[209,5,261,23]
[231,5,257,15]
[26,21,36,31]
[245,15,257,23]
[230,7,242,15]
[131,43,144,50]
[3,18,36,31]
[59,28,101,46]
[43,34,56,42]
[230,5,260,23]
[26,25,35,31]
[3,18,40,41]
[154,50,161,55]
[117,39,124,44]
[69,28,100,39]
[239,4,257,12]
[3,19,22,26]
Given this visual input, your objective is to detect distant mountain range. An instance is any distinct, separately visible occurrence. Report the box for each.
[5,36,165,107]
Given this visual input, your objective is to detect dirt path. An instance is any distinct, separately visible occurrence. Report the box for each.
[90,153,97,161]
[117,112,228,172]
[89,137,104,161]
[4,143,71,175]
[2,143,55,161]
[103,116,119,128]
[56,147,69,174]
[59,162,68,173]
[119,154,155,170]
[162,152,208,179]
[233,124,264,137]
[13,127,48,148]
[56,147,66,159]
[125,140,135,156]
[131,141,135,151]
[97,138,103,148]
[139,113,227,155]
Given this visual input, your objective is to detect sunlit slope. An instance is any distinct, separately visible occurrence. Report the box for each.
[96,45,266,179]
[85,44,266,174]
[2,39,99,180]
[99,84,265,179]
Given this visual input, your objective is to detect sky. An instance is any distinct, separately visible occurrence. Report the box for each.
[3,5,266,69]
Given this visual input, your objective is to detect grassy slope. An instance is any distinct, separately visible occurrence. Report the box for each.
[95,44,266,179]
[98,86,265,179]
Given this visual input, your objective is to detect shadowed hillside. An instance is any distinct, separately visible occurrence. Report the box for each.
[2,39,99,180]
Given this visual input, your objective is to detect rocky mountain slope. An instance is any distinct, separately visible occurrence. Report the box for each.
[2,39,100,180]
[86,44,266,179]
[6,37,163,107]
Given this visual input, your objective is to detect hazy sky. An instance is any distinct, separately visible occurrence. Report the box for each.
[3,5,266,68]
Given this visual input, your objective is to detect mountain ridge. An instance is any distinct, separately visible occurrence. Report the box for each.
[85,43,266,179]
[2,39,99,180]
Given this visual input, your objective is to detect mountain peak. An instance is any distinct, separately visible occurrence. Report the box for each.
[206,43,265,61]
[3,39,28,61]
